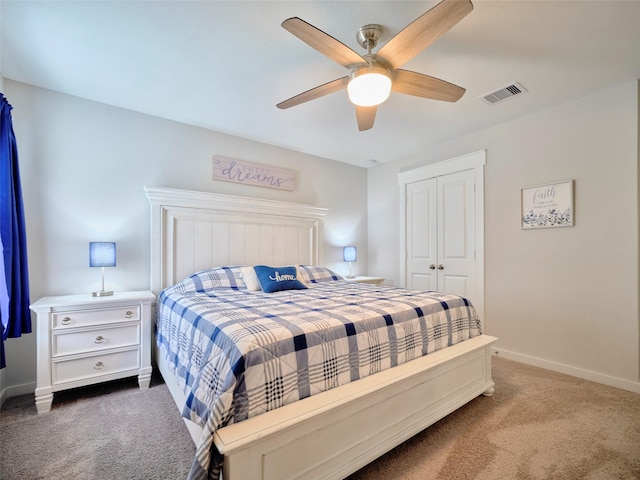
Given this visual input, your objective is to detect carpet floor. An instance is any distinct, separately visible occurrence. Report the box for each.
[1,357,639,480]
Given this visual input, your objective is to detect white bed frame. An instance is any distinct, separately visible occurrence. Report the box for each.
[145,186,497,480]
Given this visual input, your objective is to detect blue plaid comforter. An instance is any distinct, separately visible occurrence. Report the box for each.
[155,266,482,479]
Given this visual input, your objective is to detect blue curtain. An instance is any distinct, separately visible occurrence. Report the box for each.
[0,93,31,369]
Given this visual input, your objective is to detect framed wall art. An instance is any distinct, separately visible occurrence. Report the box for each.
[521,180,574,229]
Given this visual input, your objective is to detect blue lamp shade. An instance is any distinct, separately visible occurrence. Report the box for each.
[343,246,357,263]
[89,242,116,267]
[90,242,116,297]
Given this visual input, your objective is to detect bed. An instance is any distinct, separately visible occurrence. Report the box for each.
[145,186,497,480]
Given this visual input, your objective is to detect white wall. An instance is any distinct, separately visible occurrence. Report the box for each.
[368,81,640,391]
[1,80,368,399]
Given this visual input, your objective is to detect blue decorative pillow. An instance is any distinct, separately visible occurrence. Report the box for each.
[253,265,308,293]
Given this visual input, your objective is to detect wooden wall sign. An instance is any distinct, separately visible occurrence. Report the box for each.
[212,155,295,191]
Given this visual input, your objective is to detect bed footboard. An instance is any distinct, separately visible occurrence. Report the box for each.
[157,327,496,479]
[215,334,497,480]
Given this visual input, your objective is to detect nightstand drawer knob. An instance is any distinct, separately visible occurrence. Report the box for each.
[125,311,133,318]
[93,361,104,370]
[61,317,72,325]
[94,336,105,344]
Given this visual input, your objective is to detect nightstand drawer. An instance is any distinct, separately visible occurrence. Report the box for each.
[52,323,140,357]
[52,305,140,329]
[52,348,140,385]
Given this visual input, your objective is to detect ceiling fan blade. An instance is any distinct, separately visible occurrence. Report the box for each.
[392,69,465,102]
[277,76,349,109]
[377,0,473,69]
[282,17,367,68]
[356,105,377,131]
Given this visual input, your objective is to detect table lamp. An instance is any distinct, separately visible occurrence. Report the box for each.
[343,246,357,279]
[90,242,116,296]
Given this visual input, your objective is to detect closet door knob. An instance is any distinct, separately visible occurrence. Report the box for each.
[429,264,436,270]
[438,264,445,270]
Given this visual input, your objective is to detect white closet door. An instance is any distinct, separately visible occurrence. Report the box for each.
[404,170,475,299]
[398,150,485,323]
[437,169,475,298]
[405,178,437,290]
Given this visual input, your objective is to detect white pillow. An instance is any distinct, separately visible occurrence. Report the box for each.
[240,266,262,291]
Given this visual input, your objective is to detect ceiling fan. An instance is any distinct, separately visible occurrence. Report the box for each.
[276,0,473,131]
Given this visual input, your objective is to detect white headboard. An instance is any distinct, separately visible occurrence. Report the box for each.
[145,186,328,294]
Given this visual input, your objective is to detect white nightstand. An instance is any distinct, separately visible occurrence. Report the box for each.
[345,276,385,286]
[29,290,155,414]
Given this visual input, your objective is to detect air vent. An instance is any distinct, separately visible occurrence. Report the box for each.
[479,82,528,105]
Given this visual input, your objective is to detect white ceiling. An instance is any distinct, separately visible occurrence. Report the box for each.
[2,1,640,167]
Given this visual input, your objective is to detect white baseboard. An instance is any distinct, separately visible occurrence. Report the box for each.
[0,381,36,409]
[492,347,640,394]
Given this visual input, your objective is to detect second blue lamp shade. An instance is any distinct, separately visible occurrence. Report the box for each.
[343,246,356,278]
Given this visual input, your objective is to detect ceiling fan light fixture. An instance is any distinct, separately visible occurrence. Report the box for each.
[347,65,392,107]
[279,0,474,128]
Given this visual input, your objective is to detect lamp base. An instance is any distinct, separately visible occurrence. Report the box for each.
[92,290,114,297]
